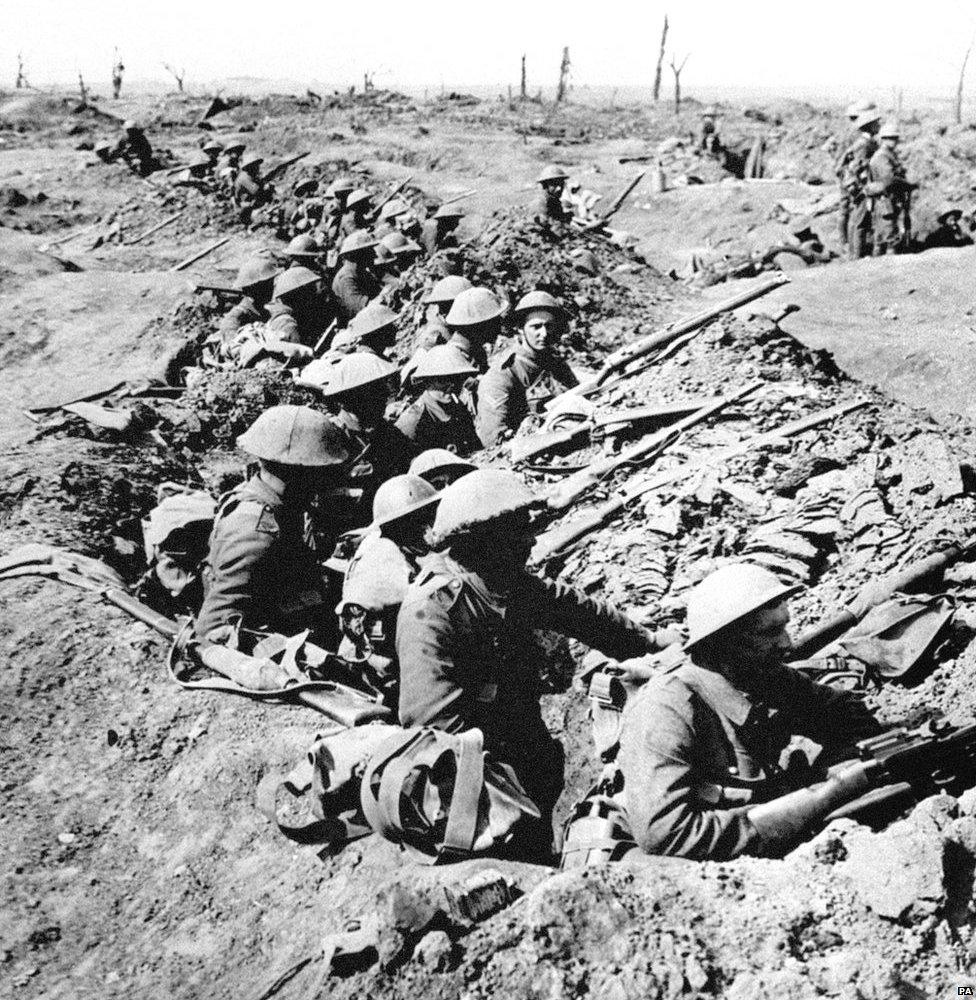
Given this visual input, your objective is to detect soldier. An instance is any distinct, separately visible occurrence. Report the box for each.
[371,242,400,289]
[420,203,464,255]
[444,286,505,374]
[217,254,281,342]
[331,230,382,324]
[287,178,324,234]
[535,165,572,228]
[201,137,223,171]
[266,266,330,349]
[867,120,915,256]
[321,176,355,244]
[396,469,681,852]
[116,120,156,176]
[346,302,399,359]
[233,152,271,211]
[285,234,328,276]
[172,150,214,191]
[340,188,374,239]
[697,105,722,156]
[920,208,972,250]
[476,290,579,447]
[395,344,482,455]
[408,448,477,491]
[373,198,410,238]
[94,139,117,164]
[369,473,441,568]
[401,275,474,388]
[216,139,245,191]
[112,58,124,99]
[379,230,422,272]
[195,405,350,649]
[617,563,883,861]
[840,109,881,258]
[301,352,415,522]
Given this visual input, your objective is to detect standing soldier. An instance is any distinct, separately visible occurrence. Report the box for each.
[331,230,382,324]
[867,120,915,256]
[834,100,875,248]
[111,57,124,99]
[195,406,350,650]
[396,470,681,855]
[617,563,883,861]
[841,109,881,258]
[476,290,579,447]
[534,165,572,229]
[395,344,482,455]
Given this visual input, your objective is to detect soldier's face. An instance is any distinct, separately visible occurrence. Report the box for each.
[522,309,558,352]
[737,601,793,668]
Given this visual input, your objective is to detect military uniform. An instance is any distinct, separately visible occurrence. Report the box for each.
[394,390,481,455]
[535,188,571,227]
[195,474,334,646]
[117,130,155,176]
[396,552,669,809]
[331,261,381,324]
[841,134,878,258]
[420,218,460,255]
[617,658,882,861]
[233,172,270,209]
[266,298,332,348]
[217,296,268,342]
[868,145,912,255]
[475,344,579,447]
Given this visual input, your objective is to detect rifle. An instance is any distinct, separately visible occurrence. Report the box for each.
[171,236,231,272]
[124,210,184,246]
[193,283,243,298]
[368,175,414,221]
[532,396,867,565]
[558,276,789,402]
[545,382,761,514]
[313,318,339,355]
[577,171,646,233]
[439,189,475,207]
[747,722,976,842]
[509,395,723,465]
[789,542,974,660]
[261,151,310,186]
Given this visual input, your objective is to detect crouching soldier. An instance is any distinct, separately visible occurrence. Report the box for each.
[396,469,681,855]
[617,562,883,862]
[195,406,349,651]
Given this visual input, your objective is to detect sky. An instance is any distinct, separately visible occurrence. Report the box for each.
[3,0,975,105]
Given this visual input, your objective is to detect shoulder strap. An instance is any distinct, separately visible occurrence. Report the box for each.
[441,728,485,857]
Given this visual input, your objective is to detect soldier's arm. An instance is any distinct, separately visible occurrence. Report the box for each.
[395,586,467,733]
[548,353,579,389]
[869,152,896,190]
[619,688,762,861]
[523,573,678,657]
[475,369,519,447]
[393,403,423,442]
[194,510,276,645]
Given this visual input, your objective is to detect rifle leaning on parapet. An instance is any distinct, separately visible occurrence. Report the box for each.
[747,722,976,838]
[368,175,415,221]
[510,395,724,464]
[261,151,310,186]
[532,397,868,565]
[789,542,975,661]
[575,171,646,233]
[555,275,790,404]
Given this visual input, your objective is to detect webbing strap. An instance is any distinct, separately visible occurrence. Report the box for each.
[254,771,371,847]
[359,729,430,839]
[441,729,485,856]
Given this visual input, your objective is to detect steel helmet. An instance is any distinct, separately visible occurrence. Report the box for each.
[187,150,212,169]
[371,474,440,528]
[685,563,801,649]
[235,254,281,291]
[326,176,355,196]
[380,231,421,255]
[122,119,139,132]
[701,105,720,117]
[409,448,477,483]
[95,139,113,153]
[938,207,963,223]
[286,234,320,256]
[378,198,409,221]
[297,355,343,390]
[351,302,398,339]
[855,109,882,130]
[423,275,473,305]
[445,286,505,327]
[273,266,320,300]
[241,152,264,170]
[293,177,318,198]
[537,164,569,184]
[223,139,246,154]
[513,290,565,317]
[431,469,539,543]
[373,243,395,265]
[339,230,378,256]
[878,119,900,139]
[434,203,464,220]
[201,138,223,154]
[328,328,361,352]
[345,188,372,210]
[339,535,412,613]
[413,343,478,380]
[308,352,398,397]
[236,405,349,466]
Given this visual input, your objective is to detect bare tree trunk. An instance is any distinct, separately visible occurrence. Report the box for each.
[556,47,571,102]
[653,15,669,102]
[78,72,88,105]
[16,52,28,89]
[163,63,185,93]
[520,54,527,100]
[956,37,974,124]
[670,54,689,113]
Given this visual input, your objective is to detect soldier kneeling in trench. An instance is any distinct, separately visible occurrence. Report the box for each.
[617,563,884,861]
[395,469,681,858]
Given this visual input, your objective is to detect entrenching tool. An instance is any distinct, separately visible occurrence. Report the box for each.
[532,397,869,566]
[509,395,724,464]
[554,276,790,404]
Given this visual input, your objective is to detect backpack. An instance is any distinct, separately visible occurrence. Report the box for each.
[139,484,216,611]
